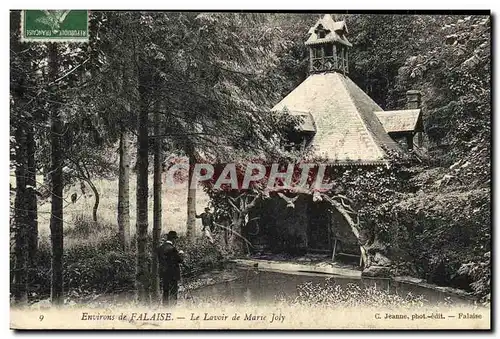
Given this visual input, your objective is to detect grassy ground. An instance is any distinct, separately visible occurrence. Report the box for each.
[35,174,211,246]
[11,174,221,300]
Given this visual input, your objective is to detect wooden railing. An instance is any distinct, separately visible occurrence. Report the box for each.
[310,56,348,73]
[311,56,337,72]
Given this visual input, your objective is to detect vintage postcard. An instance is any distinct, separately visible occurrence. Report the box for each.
[9,10,491,330]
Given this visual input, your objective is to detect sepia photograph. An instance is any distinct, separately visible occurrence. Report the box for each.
[9,9,491,330]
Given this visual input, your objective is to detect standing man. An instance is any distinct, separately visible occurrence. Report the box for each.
[157,231,184,306]
[196,207,215,243]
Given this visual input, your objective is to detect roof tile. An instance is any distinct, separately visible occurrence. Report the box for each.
[375,109,422,133]
[272,72,403,163]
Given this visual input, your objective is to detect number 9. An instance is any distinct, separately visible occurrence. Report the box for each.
[39,315,44,321]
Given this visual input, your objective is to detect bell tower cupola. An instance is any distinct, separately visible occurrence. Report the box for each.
[305,14,352,75]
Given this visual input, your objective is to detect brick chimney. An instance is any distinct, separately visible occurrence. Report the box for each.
[406,90,421,109]
[405,90,424,150]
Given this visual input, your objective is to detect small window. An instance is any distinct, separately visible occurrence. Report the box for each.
[337,46,345,61]
[318,30,326,39]
[324,44,333,57]
[312,46,322,58]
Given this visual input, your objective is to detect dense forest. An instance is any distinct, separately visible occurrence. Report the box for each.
[10,12,490,306]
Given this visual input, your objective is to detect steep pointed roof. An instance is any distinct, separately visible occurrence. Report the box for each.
[306,14,352,47]
[272,72,403,164]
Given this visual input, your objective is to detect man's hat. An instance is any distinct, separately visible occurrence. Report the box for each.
[167,230,178,240]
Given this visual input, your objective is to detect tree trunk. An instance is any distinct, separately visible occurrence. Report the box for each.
[117,37,135,252]
[26,120,38,295]
[325,197,369,268]
[11,11,31,303]
[14,124,28,304]
[135,82,150,304]
[26,121,38,267]
[118,130,131,251]
[48,42,64,305]
[86,179,99,223]
[186,148,197,240]
[230,213,244,253]
[151,110,162,302]
[318,195,364,263]
[226,195,259,254]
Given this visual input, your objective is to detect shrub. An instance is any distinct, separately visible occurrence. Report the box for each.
[375,188,490,299]
[29,223,226,302]
[64,248,136,294]
[30,232,135,300]
[457,252,490,304]
[175,236,225,277]
[64,213,114,237]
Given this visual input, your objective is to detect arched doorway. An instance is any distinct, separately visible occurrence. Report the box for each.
[308,200,361,265]
[247,194,361,264]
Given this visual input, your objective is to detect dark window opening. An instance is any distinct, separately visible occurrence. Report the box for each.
[318,30,326,39]
[312,46,322,58]
[324,44,333,57]
[285,131,314,152]
[337,46,344,59]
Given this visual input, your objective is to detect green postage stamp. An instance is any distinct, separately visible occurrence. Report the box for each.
[20,10,89,42]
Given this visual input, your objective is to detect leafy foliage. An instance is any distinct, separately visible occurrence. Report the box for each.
[333,14,491,299]
[394,15,490,170]
[10,12,491,304]
[24,230,224,302]
[458,252,490,304]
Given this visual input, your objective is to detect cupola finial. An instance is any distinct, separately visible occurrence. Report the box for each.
[305,14,352,74]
